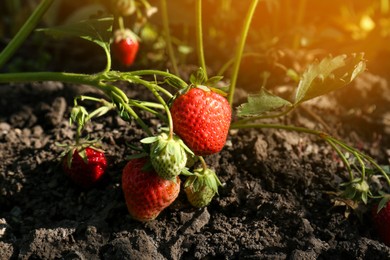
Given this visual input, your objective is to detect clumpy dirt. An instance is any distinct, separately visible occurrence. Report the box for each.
[0,72,390,259]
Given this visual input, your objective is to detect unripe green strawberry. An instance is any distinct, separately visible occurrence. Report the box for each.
[141,132,193,180]
[107,0,136,16]
[122,157,180,221]
[184,168,222,208]
[170,86,231,156]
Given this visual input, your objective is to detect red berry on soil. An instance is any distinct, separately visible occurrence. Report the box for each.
[62,147,107,189]
[122,158,180,221]
[372,201,390,246]
[112,29,139,67]
[170,87,232,156]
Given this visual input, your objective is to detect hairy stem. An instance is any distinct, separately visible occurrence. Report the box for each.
[0,0,54,68]
[160,0,179,75]
[227,0,259,106]
[195,0,207,79]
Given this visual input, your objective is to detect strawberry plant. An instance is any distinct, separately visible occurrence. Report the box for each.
[0,2,389,249]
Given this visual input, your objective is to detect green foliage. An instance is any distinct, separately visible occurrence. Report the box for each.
[37,16,113,52]
[237,89,291,117]
[295,53,366,104]
[237,53,366,118]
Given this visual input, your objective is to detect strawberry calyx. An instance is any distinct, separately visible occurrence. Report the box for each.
[373,193,390,214]
[172,67,228,99]
[57,139,104,168]
[184,167,223,208]
[113,28,140,44]
[340,177,371,205]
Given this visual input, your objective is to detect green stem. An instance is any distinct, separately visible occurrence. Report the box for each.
[227,0,259,106]
[230,122,324,136]
[109,89,153,136]
[217,52,264,76]
[124,69,188,89]
[0,0,54,68]
[130,77,173,138]
[325,138,354,181]
[0,71,99,85]
[195,0,207,80]
[160,0,179,75]
[329,136,390,187]
[118,16,125,31]
[235,106,295,124]
[199,156,208,171]
[103,44,112,73]
[129,100,167,124]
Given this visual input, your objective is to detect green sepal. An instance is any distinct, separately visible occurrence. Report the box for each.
[70,106,88,127]
[181,168,194,176]
[57,138,104,168]
[377,195,390,213]
[185,168,222,194]
[140,136,159,144]
[66,148,75,169]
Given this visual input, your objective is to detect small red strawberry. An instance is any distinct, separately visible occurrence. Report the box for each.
[170,86,231,156]
[122,157,180,221]
[112,29,139,67]
[372,199,390,246]
[62,147,107,189]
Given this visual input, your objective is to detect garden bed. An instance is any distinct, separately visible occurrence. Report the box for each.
[1,70,390,259]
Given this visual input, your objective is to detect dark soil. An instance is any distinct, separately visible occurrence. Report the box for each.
[1,72,390,260]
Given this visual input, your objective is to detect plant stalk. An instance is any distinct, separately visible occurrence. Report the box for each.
[160,0,179,76]
[0,0,55,68]
[227,0,259,106]
[195,0,207,80]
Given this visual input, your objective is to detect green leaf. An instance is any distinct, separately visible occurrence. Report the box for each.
[37,16,113,51]
[236,89,292,117]
[295,53,366,104]
[190,68,206,85]
[140,136,158,144]
[70,106,88,126]
[166,76,188,89]
[205,76,224,87]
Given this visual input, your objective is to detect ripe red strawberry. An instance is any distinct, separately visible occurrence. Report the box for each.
[170,86,231,156]
[122,158,180,221]
[62,147,107,189]
[112,29,139,67]
[372,200,390,246]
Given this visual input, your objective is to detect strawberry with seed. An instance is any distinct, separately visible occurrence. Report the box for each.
[141,132,193,180]
[112,28,139,67]
[372,199,390,246]
[62,146,107,189]
[170,85,231,156]
[122,157,180,221]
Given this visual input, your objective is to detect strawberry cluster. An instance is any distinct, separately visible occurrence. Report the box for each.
[61,78,232,222]
[121,84,231,221]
